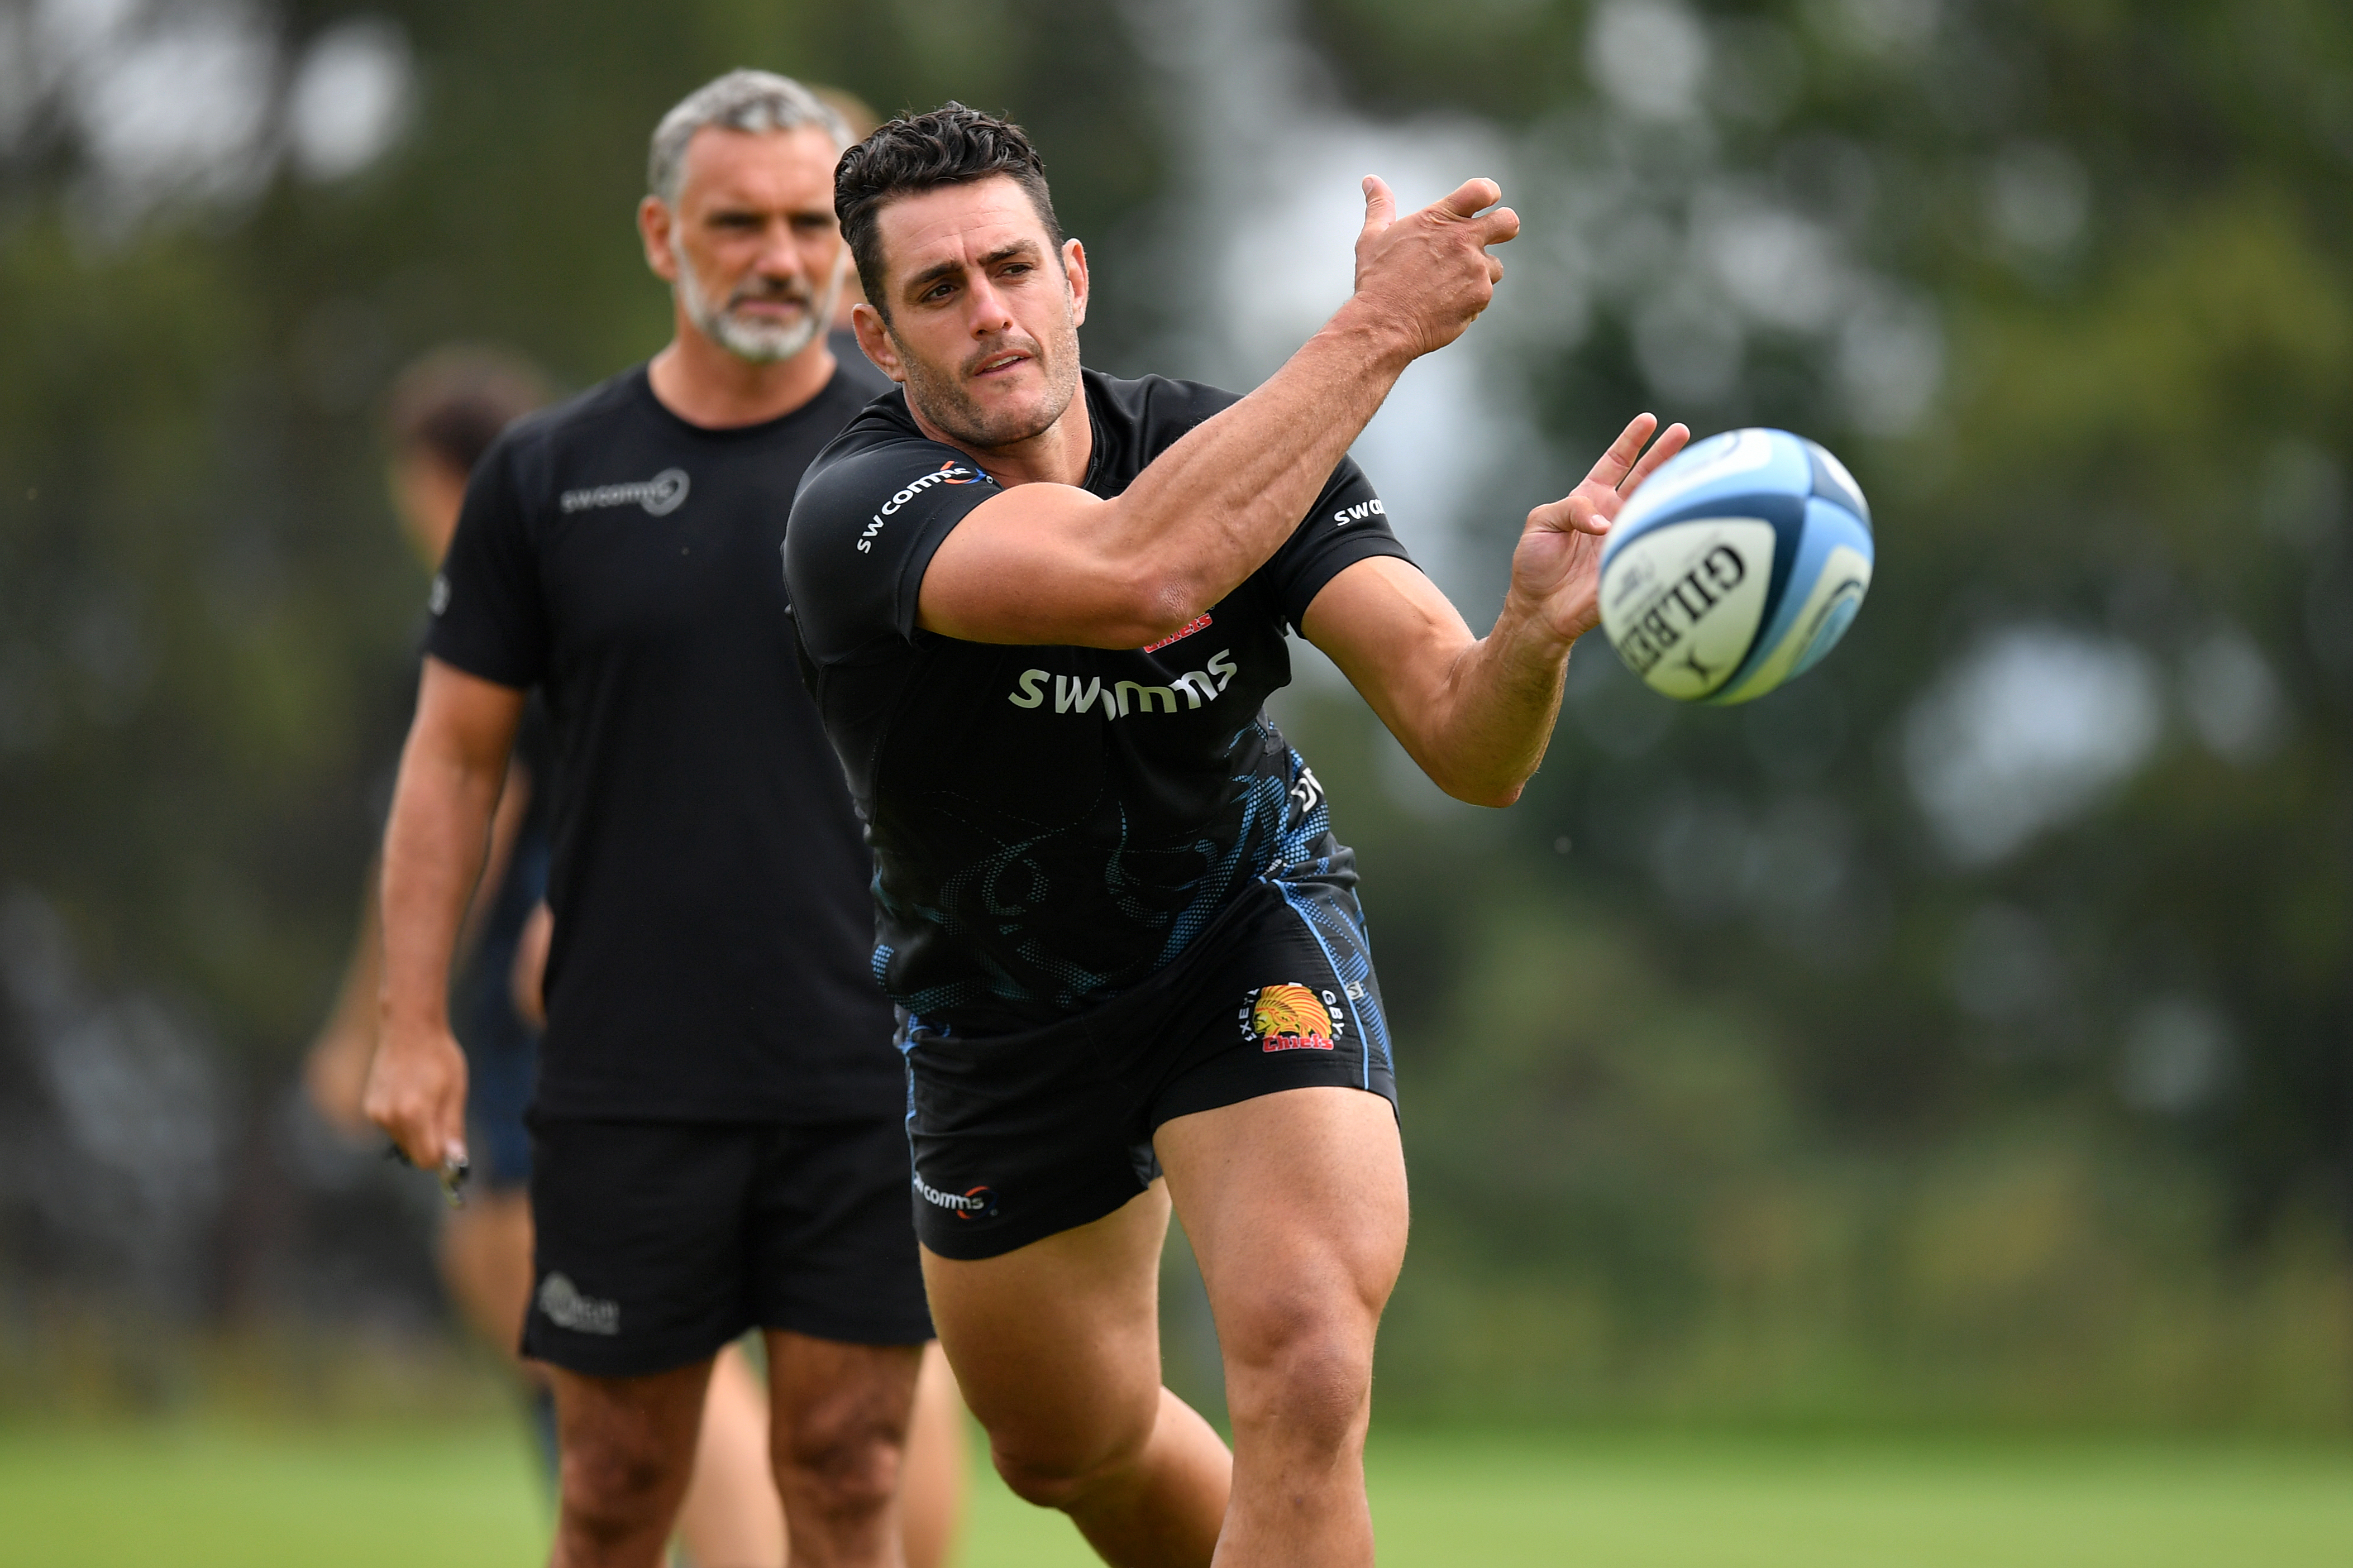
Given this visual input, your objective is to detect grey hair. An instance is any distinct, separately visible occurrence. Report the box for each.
[647,70,852,205]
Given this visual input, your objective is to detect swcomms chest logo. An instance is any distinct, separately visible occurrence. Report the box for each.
[560,468,690,517]
[1005,649,1239,719]
[857,460,987,553]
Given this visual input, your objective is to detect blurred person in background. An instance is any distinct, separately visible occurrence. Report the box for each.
[304,346,827,1568]
[364,71,960,1568]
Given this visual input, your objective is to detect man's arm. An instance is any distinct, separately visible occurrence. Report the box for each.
[919,178,1519,649]
[364,656,526,1169]
[1302,413,1689,809]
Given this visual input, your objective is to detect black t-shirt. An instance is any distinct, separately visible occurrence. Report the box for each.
[427,360,900,1122]
[785,370,1414,1035]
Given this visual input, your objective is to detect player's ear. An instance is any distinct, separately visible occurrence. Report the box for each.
[639,196,679,283]
[1062,237,1090,329]
[850,302,905,384]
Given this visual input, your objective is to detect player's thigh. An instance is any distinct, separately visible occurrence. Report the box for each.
[1154,1087,1407,1368]
[920,1181,1172,1470]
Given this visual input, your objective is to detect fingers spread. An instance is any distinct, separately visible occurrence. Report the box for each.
[1621,421,1693,493]
[1360,175,1397,235]
[1587,412,1662,489]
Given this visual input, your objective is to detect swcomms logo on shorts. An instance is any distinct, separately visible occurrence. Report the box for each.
[1333,498,1386,527]
[1005,650,1238,718]
[536,1272,621,1336]
[914,1172,997,1221]
[559,468,690,517]
[857,461,987,553]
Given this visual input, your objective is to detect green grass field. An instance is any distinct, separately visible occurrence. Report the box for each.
[2,1421,2348,1567]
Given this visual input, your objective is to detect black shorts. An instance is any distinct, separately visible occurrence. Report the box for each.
[903,845,1398,1261]
[522,1113,933,1378]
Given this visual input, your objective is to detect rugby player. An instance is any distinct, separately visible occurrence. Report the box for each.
[367,73,957,1568]
[785,105,1687,1566]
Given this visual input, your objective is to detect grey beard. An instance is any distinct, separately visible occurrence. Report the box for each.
[678,262,842,364]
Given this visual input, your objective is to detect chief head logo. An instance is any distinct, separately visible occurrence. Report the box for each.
[1249,984,1335,1052]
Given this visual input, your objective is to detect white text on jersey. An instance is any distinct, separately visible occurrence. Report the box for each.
[1005,649,1239,717]
[1333,498,1386,527]
[857,461,986,553]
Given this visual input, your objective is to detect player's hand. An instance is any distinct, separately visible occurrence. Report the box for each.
[363,1017,469,1175]
[1507,413,1691,646]
[1349,175,1520,359]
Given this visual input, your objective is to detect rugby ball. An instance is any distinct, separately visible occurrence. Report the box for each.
[1597,427,1873,704]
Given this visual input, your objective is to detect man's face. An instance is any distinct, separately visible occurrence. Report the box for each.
[643,124,846,363]
[857,175,1089,450]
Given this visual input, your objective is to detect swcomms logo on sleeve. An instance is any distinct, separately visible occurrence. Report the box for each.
[856,460,989,553]
[559,468,690,517]
[1334,498,1386,527]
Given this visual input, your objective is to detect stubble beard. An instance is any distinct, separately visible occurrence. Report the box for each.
[897,314,1082,452]
[677,255,844,365]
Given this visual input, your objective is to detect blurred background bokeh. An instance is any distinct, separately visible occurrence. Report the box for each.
[3,0,2351,1464]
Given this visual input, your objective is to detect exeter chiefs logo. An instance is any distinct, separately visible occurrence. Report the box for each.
[1243,984,1339,1052]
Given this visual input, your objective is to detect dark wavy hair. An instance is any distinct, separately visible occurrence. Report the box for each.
[834,103,1063,322]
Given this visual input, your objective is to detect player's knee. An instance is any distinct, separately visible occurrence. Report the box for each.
[775,1408,906,1523]
[988,1422,1152,1513]
[559,1432,684,1542]
[1220,1302,1375,1453]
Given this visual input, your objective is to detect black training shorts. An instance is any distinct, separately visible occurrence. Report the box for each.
[903,844,1399,1261]
[522,1113,933,1378]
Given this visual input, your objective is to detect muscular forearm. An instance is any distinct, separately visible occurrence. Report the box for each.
[1414,594,1578,807]
[1101,307,1411,624]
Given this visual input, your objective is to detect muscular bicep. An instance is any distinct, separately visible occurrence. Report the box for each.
[917,483,1181,649]
[1300,555,1477,762]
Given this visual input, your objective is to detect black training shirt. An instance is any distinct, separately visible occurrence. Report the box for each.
[428,361,900,1122]
[786,370,1414,1035]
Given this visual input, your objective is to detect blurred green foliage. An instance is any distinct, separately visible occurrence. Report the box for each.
[3,0,2351,1426]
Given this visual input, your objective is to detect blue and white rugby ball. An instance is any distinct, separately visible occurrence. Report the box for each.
[1597,427,1873,705]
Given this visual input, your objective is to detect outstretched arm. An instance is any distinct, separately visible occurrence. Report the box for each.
[1301,413,1689,807]
[919,178,1520,648]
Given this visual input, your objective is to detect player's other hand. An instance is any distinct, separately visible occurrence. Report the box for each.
[1349,175,1520,360]
[1509,413,1691,646]
[364,1017,469,1175]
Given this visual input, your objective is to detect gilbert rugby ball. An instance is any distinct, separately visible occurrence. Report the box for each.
[1597,427,1873,704]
